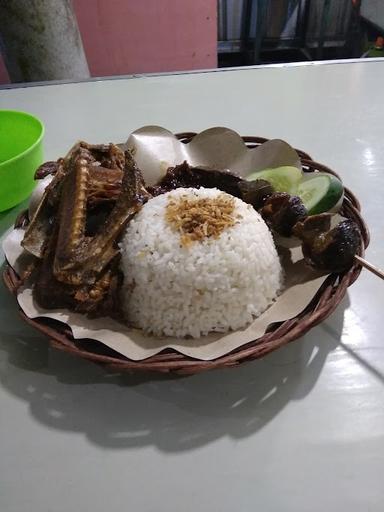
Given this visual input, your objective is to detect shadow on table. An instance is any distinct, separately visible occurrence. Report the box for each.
[0,273,351,453]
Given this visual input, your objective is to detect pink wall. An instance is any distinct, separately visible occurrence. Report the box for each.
[0,0,217,84]
[74,0,217,76]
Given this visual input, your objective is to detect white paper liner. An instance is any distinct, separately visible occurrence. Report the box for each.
[125,126,302,185]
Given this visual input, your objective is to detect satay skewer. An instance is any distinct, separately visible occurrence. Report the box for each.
[354,255,384,281]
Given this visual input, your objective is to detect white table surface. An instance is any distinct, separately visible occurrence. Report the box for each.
[1,60,384,512]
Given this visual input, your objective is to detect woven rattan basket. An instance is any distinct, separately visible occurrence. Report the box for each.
[3,134,370,374]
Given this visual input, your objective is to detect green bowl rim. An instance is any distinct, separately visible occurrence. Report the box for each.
[0,109,45,168]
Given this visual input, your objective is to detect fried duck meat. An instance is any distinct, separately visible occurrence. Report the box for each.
[153,161,274,209]
[53,150,149,287]
[34,160,63,179]
[25,145,150,316]
[152,161,242,197]
[22,142,125,258]
[293,215,361,272]
[33,239,123,316]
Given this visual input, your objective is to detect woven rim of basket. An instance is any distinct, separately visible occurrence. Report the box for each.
[2,135,370,375]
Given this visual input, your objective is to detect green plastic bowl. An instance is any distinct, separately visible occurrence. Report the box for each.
[0,110,44,212]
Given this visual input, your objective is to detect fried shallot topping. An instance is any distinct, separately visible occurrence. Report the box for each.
[165,193,237,246]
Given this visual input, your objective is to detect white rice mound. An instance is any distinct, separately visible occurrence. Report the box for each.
[120,188,283,338]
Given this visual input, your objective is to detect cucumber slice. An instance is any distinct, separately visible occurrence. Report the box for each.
[246,166,302,194]
[297,173,344,215]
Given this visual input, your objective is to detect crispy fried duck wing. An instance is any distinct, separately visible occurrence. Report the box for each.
[22,142,125,258]
[28,148,150,315]
[53,151,150,285]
